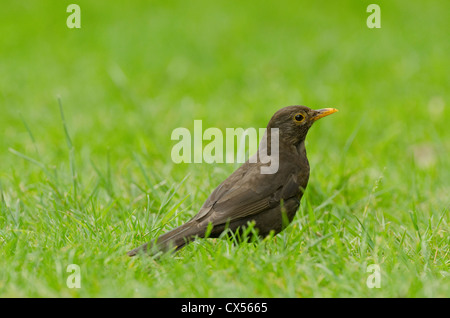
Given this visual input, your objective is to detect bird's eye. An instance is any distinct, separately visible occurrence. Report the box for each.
[294,113,305,123]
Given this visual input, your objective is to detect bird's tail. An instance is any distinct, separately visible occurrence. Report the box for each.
[127,220,201,257]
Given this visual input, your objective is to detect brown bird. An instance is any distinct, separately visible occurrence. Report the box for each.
[127,105,338,256]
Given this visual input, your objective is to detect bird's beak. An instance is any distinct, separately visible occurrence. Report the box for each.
[311,108,338,121]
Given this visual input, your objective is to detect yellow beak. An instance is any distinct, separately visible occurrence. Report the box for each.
[312,108,339,121]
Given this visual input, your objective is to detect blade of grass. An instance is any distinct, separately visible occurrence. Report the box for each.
[58,97,78,207]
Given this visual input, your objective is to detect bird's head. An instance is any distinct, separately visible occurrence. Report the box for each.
[267,105,338,146]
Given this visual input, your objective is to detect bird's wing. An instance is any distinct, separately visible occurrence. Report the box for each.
[191,160,302,226]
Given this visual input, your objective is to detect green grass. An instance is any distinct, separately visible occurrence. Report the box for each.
[0,0,449,297]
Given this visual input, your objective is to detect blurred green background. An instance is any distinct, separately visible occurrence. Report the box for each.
[0,1,448,297]
[1,1,449,166]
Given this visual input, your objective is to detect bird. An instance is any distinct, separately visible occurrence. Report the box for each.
[127,105,338,256]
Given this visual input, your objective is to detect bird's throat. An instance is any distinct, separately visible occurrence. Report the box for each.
[296,140,309,167]
[296,140,306,156]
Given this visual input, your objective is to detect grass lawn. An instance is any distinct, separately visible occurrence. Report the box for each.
[0,1,448,297]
